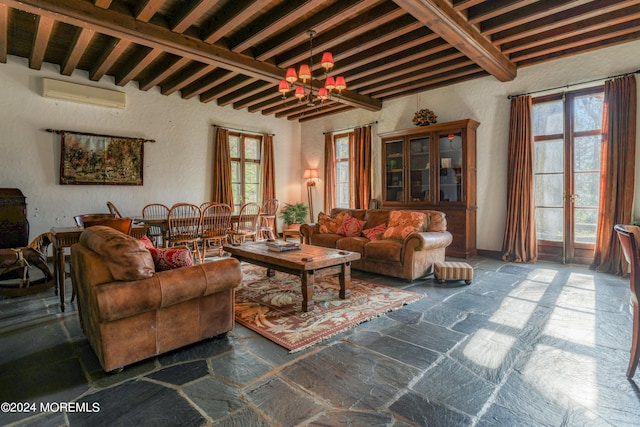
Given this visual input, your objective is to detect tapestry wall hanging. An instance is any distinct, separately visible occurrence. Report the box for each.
[59,130,144,185]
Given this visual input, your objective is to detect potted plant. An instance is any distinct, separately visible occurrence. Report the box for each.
[279,202,309,229]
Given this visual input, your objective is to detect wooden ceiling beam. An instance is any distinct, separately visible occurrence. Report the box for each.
[230,0,326,54]
[0,4,8,63]
[138,56,190,91]
[201,76,258,103]
[182,69,233,99]
[161,63,215,95]
[253,0,379,61]
[3,0,381,111]
[217,81,270,106]
[61,27,94,75]
[171,0,217,34]
[89,37,131,81]
[203,0,271,44]
[29,15,54,70]
[94,0,112,9]
[135,0,166,22]
[116,47,163,86]
[393,0,516,82]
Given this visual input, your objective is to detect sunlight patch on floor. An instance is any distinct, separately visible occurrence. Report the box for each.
[523,344,598,409]
[462,328,516,369]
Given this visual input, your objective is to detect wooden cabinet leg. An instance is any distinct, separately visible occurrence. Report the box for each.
[301,270,315,312]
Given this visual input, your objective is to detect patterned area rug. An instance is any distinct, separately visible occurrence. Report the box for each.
[235,265,424,352]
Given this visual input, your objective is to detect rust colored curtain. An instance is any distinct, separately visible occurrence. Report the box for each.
[502,95,538,263]
[324,133,336,212]
[591,74,637,275]
[261,134,275,201]
[211,127,233,205]
[352,125,372,209]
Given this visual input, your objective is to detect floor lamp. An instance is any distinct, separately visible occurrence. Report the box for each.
[303,169,318,222]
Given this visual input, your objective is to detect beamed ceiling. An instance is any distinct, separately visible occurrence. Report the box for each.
[1,0,639,122]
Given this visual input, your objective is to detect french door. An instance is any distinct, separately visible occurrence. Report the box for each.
[533,87,604,264]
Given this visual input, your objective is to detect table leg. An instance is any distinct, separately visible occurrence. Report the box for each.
[267,268,275,277]
[55,245,66,312]
[339,262,351,300]
[301,270,315,312]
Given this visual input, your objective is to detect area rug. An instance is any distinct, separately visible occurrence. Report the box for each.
[235,264,424,352]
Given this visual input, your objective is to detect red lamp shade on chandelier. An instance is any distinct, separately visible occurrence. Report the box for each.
[277,30,346,105]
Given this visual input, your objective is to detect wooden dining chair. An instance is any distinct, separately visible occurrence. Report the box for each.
[106,201,123,218]
[82,217,133,235]
[614,224,640,378]
[142,203,169,247]
[229,202,260,245]
[258,198,279,241]
[200,203,232,259]
[74,213,116,227]
[167,203,202,263]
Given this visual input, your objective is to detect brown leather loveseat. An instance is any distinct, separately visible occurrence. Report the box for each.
[70,225,242,372]
[301,208,452,281]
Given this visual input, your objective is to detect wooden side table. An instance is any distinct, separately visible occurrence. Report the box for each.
[282,227,302,243]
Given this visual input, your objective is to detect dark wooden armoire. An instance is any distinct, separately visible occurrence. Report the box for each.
[0,188,29,249]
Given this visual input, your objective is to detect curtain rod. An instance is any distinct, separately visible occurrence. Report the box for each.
[323,121,378,135]
[45,128,155,142]
[507,69,640,100]
[213,124,274,137]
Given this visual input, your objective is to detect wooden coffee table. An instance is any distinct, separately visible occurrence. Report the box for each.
[223,243,360,312]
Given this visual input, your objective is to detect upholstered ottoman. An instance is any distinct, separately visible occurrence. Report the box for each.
[434,261,473,284]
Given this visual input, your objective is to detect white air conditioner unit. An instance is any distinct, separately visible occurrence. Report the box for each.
[42,78,126,109]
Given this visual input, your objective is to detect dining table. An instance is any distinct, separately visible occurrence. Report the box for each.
[50,224,146,312]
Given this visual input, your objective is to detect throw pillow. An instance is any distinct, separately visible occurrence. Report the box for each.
[140,235,155,250]
[318,211,346,234]
[337,214,367,237]
[382,211,427,241]
[149,246,194,271]
[362,223,387,241]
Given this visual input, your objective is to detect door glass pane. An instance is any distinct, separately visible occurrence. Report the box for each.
[534,139,563,173]
[574,136,601,171]
[534,174,563,206]
[533,101,563,135]
[574,208,597,244]
[244,162,259,184]
[573,94,604,132]
[335,136,350,208]
[536,208,563,241]
[439,133,462,202]
[244,137,261,160]
[229,136,240,158]
[336,183,349,207]
[385,140,404,202]
[409,137,430,202]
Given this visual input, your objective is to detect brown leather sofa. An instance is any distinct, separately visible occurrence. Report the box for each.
[70,226,242,372]
[300,208,452,281]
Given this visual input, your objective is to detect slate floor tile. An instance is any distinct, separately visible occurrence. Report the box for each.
[244,376,324,425]
[384,320,467,354]
[412,356,496,415]
[389,390,473,426]
[182,376,245,421]
[281,341,420,411]
[347,330,440,370]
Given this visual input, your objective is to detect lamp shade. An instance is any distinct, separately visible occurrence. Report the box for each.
[324,76,335,90]
[303,169,319,179]
[285,68,298,83]
[335,76,346,91]
[317,87,328,101]
[298,64,311,82]
[295,85,305,99]
[278,80,290,94]
[321,52,334,71]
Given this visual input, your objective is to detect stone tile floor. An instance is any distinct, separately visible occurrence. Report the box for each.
[1,257,639,426]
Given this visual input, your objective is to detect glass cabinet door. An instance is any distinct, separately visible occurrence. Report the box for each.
[438,132,463,202]
[384,139,404,203]
[409,137,430,202]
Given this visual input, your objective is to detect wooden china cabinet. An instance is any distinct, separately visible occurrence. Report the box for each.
[379,119,479,258]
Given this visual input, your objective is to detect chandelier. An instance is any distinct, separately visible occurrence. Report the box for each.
[277,30,346,106]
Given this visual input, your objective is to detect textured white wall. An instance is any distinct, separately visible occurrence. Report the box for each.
[301,40,640,252]
[0,57,301,239]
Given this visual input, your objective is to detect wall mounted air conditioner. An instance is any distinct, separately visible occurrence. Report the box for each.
[42,78,126,109]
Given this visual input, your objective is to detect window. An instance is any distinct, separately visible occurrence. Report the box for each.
[532,87,604,264]
[334,134,350,208]
[229,132,262,212]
